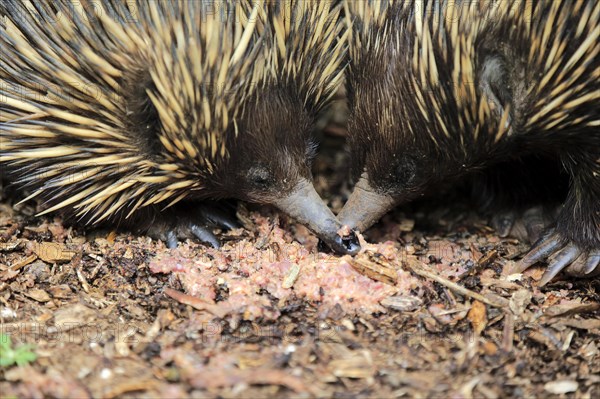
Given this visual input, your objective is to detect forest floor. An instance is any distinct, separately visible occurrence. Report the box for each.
[1,120,599,399]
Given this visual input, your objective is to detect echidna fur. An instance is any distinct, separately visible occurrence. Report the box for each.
[339,0,600,283]
[0,0,360,254]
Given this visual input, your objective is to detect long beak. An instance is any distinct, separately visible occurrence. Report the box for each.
[337,174,397,232]
[273,179,361,255]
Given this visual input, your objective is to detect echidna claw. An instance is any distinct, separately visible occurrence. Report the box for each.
[149,202,239,249]
[200,205,241,230]
[492,206,551,243]
[491,212,515,237]
[190,224,220,249]
[565,251,600,276]
[538,243,579,286]
[166,231,178,249]
[521,206,547,243]
[581,251,600,275]
[514,230,563,273]
[513,228,599,285]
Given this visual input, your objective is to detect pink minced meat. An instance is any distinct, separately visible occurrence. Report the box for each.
[149,212,421,320]
[149,211,481,320]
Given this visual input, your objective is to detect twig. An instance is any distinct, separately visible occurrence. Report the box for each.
[404,259,509,308]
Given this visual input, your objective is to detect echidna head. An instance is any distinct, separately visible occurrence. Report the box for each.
[339,0,524,233]
[216,86,360,254]
[216,87,313,202]
[339,123,445,232]
[339,52,468,232]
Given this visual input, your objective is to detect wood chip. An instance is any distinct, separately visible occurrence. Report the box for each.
[380,296,422,312]
[398,218,415,232]
[24,288,52,303]
[53,303,97,329]
[282,263,301,289]
[48,284,73,299]
[527,328,561,349]
[551,318,600,330]
[187,368,307,393]
[460,249,498,280]
[544,380,578,394]
[328,351,374,379]
[102,380,160,399]
[9,254,37,270]
[509,289,532,316]
[478,250,499,269]
[0,240,22,252]
[502,313,514,352]
[349,252,398,285]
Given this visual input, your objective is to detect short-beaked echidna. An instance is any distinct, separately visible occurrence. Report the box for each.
[0,0,360,254]
[339,0,599,283]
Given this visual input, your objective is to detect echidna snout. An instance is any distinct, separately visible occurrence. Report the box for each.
[337,174,397,234]
[273,179,360,255]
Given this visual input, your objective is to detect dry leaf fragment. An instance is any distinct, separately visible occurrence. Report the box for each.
[106,230,117,244]
[468,300,487,335]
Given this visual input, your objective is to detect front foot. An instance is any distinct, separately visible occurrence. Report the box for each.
[146,202,240,249]
[512,229,600,285]
[491,206,554,243]
[160,223,221,249]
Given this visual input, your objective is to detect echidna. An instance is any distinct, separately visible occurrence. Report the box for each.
[0,0,360,254]
[339,0,599,283]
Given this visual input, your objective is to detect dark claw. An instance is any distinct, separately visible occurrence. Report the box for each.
[538,243,580,286]
[147,202,240,248]
[514,226,599,283]
[190,224,221,248]
[584,252,600,274]
[522,206,546,243]
[514,230,563,273]
[166,230,178,249]
[492,212,515,237]
[566,253,589,275]
[200,205,241,230]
